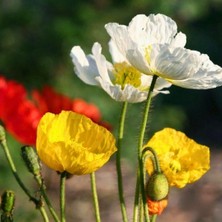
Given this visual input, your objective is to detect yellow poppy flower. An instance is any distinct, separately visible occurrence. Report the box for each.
[145,128,210,188]
[36,111,117,175]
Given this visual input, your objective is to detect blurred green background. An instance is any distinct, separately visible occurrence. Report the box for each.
[1,0,222,220]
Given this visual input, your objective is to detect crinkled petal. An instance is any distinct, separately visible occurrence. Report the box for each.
[171,32,187,48]
[145,128,210,188]
[108,39,128,63]
[91,42,113,84]
[37,111,117,175]
[126,47,154,75]
[150,45,222,89]
[70,46,100,85]
[96,77,148,102]
[128,14,179,45]
[105,23,131,59]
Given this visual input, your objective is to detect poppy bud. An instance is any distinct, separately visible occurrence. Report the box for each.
[21,146,41,177]
[1,190,15,222]
[146,172,169,201]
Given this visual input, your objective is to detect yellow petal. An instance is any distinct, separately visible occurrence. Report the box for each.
[145,128,210,188]
[36,111,117,175]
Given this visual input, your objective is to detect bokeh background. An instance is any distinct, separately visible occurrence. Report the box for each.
[0,0,222,221]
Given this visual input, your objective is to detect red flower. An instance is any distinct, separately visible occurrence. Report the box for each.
[72,99,101,123]
[32,86,73,114]
[7,100,41,145]
[0,76,41,145]
[0,75,111,145]
[33,86,110,128]
[0,76,26,121]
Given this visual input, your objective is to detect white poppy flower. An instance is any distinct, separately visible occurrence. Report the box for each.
[70,41,171,103]
[105,13,222,89]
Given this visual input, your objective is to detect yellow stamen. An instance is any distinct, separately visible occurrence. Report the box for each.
[113,62,141,89]
[169,159,181,173]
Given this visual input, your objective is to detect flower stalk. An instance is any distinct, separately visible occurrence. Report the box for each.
[116,101,128,222]
[133,75,158,222]
[90,172,101,222]
[0,125,49,221]
[142,147,161,173]
[35,176,61,222]
[60,172,67,222]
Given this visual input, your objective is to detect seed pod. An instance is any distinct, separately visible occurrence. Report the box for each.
[146,172,169,201]
[21,146,41,177]
[1,190,15,214]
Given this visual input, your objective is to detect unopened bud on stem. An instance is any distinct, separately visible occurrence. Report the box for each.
[146,172,169,201]
[21,146,41,177]
[1,190,15,222]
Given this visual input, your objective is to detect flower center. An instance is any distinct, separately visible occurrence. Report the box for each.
[169,159,181,173]
[113,62,141,89]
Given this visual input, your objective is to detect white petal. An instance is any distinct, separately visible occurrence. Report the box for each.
[128,14,179,45]
[140,74,172,94]
[150,44,201,80]
[171,55,222,89]
[125,46,153,75]
[105,23,130,59]
[155,77,172,92]
[96,76,148,102]
[92,42,113,84]
[108,39,127,63]
[171,32,187,47]
[150,45,222,89]
[70,46,99,85]
[127,14,151,46]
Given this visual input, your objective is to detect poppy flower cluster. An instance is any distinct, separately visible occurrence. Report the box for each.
[0,75,108,145]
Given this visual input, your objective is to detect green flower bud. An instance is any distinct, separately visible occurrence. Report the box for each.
[0,125,6,143]
[21,146,41,177]
[146,172,169,201]
[1,190,15,213]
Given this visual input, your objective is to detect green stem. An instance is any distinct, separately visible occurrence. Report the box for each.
[139,196,143,222]
[116,102,128,222]
[133,170,140,222]
[60,172,67,222]
[39,206,50,222]
[0,139,38,203]
[35,176,61,222]
[151,214,157,222]
[133,75,158,222]
[142,147,161,173]
[90,172,101,222]
[0,138,50,221]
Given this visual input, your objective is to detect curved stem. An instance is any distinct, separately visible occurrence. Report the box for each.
[90,172,101,222]
[133,75,158,222]
[0,139,38,203]
[142,147,161,173]
[116,102,128,222]
[60,172,67,222]
[0,138,50,222]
